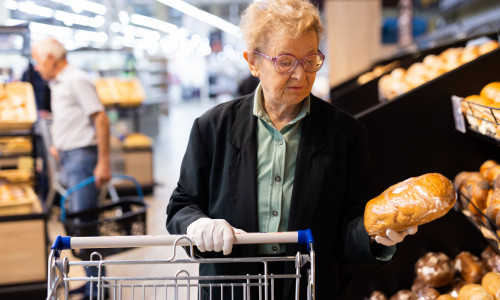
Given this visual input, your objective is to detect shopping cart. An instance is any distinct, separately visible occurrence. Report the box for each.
[47,230,315,300]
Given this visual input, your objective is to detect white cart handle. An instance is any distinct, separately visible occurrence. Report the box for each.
[51,230,314,251]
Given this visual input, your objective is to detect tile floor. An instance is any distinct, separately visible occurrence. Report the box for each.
[47,99,218,299]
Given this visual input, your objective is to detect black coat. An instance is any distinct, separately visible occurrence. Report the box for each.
[166,93,388,299]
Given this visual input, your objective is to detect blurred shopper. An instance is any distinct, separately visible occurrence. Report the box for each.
[32,37,111,300]
[166,0,416,299]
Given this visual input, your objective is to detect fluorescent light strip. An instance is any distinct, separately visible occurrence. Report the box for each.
[18,1,54,18]
[156,0,241,38]
[49,0,107,15]
[130,14,177,33]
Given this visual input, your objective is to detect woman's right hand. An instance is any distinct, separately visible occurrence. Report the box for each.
[186,218,245,255]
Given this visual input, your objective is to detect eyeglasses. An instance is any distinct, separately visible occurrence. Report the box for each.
[254,50,325,74]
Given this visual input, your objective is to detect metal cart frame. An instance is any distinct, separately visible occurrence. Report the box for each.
[47,230,315,300]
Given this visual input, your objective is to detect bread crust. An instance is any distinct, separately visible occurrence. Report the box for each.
[364,173,456,237]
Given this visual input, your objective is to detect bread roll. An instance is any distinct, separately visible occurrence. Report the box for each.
[481,246,500,272]
[454,172,478,190]
[481,161,499,177]
[369,290,389,300]
[455,252,486,284]
[364,173,456,236]
[485,166,500,182]
[457,284,494,300]
[479,40,500,55]
[412,284,441,300]
[415,252,456,287]
[481,82,500,103]
[482,272,500,299]
[486,189,500,222]
[461,45,480,64]
[459,174,490,216]
[390,290,417,300]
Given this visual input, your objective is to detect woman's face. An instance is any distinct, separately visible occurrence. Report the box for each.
[248,30,319,108]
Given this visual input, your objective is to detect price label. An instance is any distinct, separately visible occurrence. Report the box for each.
[451,95,466,133]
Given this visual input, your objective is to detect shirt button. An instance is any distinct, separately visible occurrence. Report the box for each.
[275,176,281,182]
[272,210,278,217]
[278,139,283,145]
[272,246,278,252]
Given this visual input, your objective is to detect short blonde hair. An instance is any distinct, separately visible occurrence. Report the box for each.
[32,37,66,61]
[239,0,324,51]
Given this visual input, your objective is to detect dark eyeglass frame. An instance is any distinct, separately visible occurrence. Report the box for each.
[253,50,325,74]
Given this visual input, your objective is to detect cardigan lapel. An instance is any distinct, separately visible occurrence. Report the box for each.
[227,95,259,233]
[288,98,327,232]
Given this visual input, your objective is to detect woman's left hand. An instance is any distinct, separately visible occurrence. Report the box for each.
[374,226,418,246]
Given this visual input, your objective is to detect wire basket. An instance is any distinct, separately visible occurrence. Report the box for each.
[60,174,148,258]
[459,96,500,140]
[456,190,500,254]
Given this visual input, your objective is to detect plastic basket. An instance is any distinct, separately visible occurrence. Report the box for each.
[60,174,148,257]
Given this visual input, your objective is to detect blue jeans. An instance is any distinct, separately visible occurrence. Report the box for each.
[60,146,99,216]
[60,146,104,297]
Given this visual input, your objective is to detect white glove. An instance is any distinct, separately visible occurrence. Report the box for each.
[374,226,418,246]
[187,218,244,255]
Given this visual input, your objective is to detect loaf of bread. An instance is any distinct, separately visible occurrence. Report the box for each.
[455,251,486,284]
[364,173,456,236]
[482,272,500,299]
[457,284,494,300]
[415,252,456,287]
[390,290,417,300]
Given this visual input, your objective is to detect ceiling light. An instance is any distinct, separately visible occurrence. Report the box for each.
[4,0,18,10]
[18,1,54,18]
[156,0,241,38]
[130,14,177,34]
[118,11,130,25]
[49,0,107,15]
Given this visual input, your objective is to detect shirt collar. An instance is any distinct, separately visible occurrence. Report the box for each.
[50,64,70,87]
[252,83,310,126]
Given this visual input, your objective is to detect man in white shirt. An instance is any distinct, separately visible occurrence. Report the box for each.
[32,37,111,299]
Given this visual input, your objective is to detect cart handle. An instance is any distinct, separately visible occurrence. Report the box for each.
[51,229,315,251]
[60,174,144,222]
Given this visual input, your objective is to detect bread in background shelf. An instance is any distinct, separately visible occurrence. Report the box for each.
[123,133,152,149]
[479,40,500,55]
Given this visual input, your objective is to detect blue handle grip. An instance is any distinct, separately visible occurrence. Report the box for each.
[51,235,71,251]
[298,229,315,251]
[60,174,144,222]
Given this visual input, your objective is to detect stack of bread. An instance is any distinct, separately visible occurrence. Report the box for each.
[357,60,401,85]
[95,78,145,106]
[378,40,499,101]
[122,133,153,149]
[0,82,37,126]
[367,245,500,299]
[454,160,500,230]
[460,82,500,138]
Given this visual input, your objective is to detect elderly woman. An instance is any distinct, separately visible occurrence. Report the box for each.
[167,0,415,298]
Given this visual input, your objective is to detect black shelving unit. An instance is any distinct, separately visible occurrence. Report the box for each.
[0,25,48,298]
[347,44,500,297]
